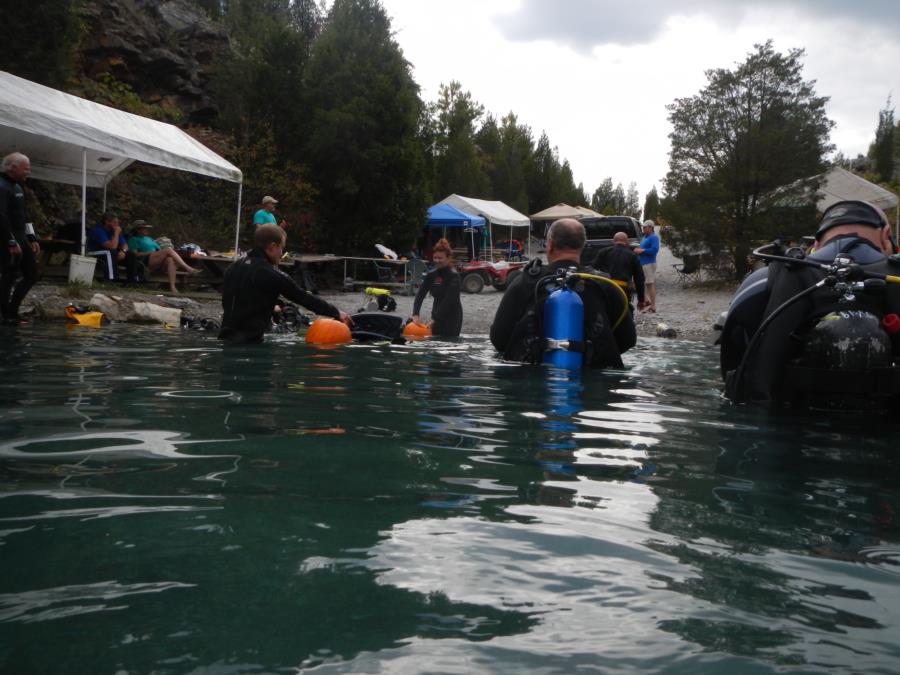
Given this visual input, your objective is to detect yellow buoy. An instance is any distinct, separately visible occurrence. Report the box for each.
[305,318,352,345]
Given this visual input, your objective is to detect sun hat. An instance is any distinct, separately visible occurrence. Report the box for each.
[815,200,886,240]
[132,219,151,228]
[262,196,278,205]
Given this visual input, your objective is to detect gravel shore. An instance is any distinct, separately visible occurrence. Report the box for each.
[24,245,736,342]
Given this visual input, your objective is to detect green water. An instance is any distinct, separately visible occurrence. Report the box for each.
[0,324,898,674]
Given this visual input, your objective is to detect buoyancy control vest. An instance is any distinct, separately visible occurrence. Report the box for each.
[502,259,630,369]
[723,236,900,406]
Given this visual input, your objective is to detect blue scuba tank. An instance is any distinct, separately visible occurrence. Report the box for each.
[542,285,584,369]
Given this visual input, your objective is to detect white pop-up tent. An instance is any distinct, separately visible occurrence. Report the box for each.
[815,166,899,239]
[0,71,243,255]
[438,194,532,258]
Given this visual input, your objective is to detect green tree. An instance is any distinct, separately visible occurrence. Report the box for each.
[1,1,83,88]
[624,182,641,219]
[662,41,833,278]
[303,0,428,251]
[871,97,895,183]
[642,186,659,222]
[491,113,533,213]
[591,178,615,213]
[526,133,562,210]
[431,81,490,199]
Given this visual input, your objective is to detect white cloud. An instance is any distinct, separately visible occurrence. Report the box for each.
[382,0,900,210]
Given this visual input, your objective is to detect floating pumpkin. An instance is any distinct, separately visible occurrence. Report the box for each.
[402,321,432,338]
[306,318,352,345]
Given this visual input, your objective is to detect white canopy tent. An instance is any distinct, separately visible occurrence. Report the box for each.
[438,194,532,258]
[0,71,243,255]
[815,166,899,239]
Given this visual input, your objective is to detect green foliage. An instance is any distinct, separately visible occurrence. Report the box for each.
[74,74,183,123]
[662,41,833,279]
[303,0,428,252]
[431,81,490,200]
[0,0,84,88]
[642,186,660,222]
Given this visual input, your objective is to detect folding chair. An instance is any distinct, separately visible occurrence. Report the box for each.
[672,256,702,286]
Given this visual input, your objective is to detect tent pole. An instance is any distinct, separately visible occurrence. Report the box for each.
[80,148,87,256]
[102,182,107,212]
[489,221,494,261]
[233,181,243,258]
[895,204,898,248]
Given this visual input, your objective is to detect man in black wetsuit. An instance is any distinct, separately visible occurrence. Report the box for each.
[218,224,351,343]
[490,218,636,368]
[0,153,39,325]
[591,231,646,310]
[721,199,900,402]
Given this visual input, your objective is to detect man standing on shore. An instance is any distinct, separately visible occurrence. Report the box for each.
[634,220,660,312]
[0,152,40,325]
[253,196,280,230]
[591,232,646,310]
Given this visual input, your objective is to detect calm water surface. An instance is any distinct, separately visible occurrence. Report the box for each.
[0,323,898,674]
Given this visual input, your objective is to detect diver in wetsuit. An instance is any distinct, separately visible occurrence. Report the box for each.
[219,224,352,343]
[720,200,900,404]
[490,218,636,368]
[411,238,462,337]
[591,231,646,309]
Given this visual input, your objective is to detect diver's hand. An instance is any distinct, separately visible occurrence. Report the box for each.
[339,311,354,326]
[411,314,420,324]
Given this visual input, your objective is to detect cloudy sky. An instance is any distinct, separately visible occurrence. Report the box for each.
[380,0,900,209]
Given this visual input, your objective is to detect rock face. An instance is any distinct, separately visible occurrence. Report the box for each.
[79,0,230,124]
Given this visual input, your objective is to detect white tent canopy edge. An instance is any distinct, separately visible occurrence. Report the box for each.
[814,167,899,241]
[438,193,532,259]
[0,71,243,255]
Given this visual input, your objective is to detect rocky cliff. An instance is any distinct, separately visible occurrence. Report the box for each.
[78,0,230,124]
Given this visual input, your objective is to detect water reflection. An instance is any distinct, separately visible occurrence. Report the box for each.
[0,327,899,673]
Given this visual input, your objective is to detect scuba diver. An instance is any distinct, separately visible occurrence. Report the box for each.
[411,238,462,338]
[219,224,352,343]
[490,218,636,369]
[720,200,900,409]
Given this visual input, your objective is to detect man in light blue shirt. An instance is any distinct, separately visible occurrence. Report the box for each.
[634,220,660,312]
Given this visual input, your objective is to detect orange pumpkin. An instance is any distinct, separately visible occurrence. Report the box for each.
[402,321,432,338]
[306,318,352,345]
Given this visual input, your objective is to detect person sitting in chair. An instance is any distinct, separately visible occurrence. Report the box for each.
[126,220,201,294]
[87,211,139,284]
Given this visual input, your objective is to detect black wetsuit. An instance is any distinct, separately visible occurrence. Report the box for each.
[0,172,37,321]
[490,258,636,368]
[591,244,645,305]
[219,248,341,343]
[721,235,900,402]
[412,266,462,337]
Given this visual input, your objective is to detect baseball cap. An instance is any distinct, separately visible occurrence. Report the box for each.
[642,220,655,229]
[815,200,886,240]
[262,196,278,205]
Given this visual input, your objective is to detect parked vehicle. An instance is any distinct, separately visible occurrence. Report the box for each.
[457,259,527,293]
[579,216,642,266]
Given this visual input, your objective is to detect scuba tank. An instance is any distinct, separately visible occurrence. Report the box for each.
[542,285,584,370]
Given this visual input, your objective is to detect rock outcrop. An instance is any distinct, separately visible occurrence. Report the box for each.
[79,0,230,124]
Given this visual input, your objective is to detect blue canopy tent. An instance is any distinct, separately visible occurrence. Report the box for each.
[426,203,486,259]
